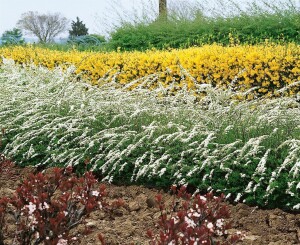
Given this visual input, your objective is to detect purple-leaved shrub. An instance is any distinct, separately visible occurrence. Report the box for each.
[0,165,124,244]
[147,185,244,244]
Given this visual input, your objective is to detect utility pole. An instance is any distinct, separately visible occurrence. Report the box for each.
[159,0,167,21]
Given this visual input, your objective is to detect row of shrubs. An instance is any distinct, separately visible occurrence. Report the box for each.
[0,62,299,212]
[107,0,300,50]
[1,44,299,98]
[109,11,300,51]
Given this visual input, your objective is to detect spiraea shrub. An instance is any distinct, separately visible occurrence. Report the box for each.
[0,58,299,210]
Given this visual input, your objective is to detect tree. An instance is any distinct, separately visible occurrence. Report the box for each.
[159,0,167,20]
[69,17,88,37]
[1,28,25,45]
[17,11,69,43]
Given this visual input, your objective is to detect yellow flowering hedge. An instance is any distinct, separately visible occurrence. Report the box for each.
[0,44,299,97]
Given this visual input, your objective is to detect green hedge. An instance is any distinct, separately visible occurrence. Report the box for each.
[108,10,300,51]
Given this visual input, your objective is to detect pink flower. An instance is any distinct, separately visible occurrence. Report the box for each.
[57,238,68,245]
[92,190,100,197]
[26,202,36,215]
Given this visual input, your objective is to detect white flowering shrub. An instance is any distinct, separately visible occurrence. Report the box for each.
[0,59,299,209]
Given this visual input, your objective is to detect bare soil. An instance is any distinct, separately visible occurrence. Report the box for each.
[0,166,299,245]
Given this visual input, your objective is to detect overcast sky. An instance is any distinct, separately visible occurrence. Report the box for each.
[0,0,299,38]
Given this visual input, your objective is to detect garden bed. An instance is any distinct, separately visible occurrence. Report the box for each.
[0,165,299,244]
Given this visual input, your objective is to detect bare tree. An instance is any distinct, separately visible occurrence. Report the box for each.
[17,11,69,43]
[159,0,167,20]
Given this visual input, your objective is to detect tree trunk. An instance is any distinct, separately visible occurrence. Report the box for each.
[159,0,167,21]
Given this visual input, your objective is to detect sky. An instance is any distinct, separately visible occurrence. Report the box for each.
[0,0,156,37]
[0,0,299,38]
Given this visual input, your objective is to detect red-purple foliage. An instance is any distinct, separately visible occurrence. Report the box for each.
[0,166,123,244]
[147,185,244,245]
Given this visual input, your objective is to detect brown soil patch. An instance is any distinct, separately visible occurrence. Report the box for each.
[0,166,299,245]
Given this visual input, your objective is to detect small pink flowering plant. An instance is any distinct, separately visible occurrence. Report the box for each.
[147,185,244,244]
[0,164,123,244]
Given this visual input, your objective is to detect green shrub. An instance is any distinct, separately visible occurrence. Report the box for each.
[108,0,300,50]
